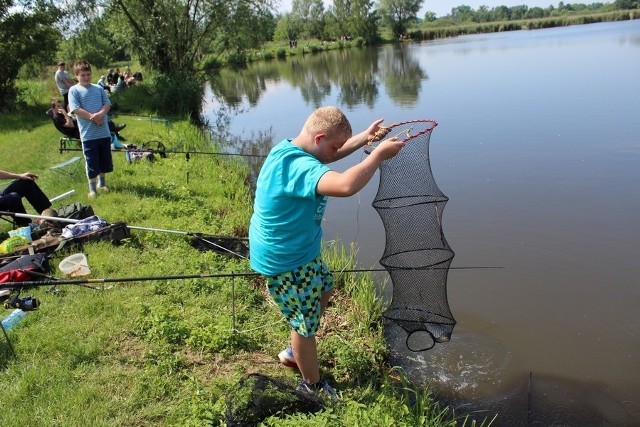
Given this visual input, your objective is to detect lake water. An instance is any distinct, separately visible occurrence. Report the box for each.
[202,20,640,425]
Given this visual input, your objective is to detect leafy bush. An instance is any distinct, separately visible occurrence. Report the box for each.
[201,54,223,73]
[226,50,248,69]
[148,73,204,118]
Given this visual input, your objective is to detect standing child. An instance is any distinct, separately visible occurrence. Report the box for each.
[68,60,113,199]
[249,106,405,399]
[54,62,75,112]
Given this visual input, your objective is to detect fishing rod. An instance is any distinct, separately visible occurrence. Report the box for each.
[0,271,258,289]
[1,265,506,289]
[57,141,267,158]
[2,211,504,270]
[0,211,248,259]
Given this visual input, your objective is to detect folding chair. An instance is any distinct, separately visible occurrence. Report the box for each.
[59,137,81,153]
[50,156,82,178]
[0,213,16,229]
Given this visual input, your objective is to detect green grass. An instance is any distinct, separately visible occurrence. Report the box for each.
[0,80,493,425]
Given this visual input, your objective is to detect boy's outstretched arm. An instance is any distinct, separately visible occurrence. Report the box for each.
[317,137,405,197]
[333,119,385,161]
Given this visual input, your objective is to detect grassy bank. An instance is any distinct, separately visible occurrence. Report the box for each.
[0,82,483,425]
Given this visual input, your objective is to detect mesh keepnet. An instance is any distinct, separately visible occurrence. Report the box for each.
[371,120,456,351]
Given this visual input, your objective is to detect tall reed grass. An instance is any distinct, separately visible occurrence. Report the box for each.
[416,10,639,41]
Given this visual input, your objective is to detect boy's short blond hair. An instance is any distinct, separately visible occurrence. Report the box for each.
[303,106,352,141]
[73,60,92,76]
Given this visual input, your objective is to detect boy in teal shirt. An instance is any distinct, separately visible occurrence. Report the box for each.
[249,106,405,398]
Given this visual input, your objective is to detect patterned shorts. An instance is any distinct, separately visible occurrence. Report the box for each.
[267,257,334,337]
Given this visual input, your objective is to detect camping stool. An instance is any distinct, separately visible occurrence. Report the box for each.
[50,156,82,178]
[59,137,81,153]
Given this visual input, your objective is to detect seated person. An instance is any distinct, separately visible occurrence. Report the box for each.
[114,75,127,91]
[97,75,111,92]
[0,170,52,226]
[107,68,116,85]
[46,98,126,140]
[122,70,137,86]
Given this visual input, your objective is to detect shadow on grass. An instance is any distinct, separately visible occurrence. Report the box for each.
[119,183,184,200]
[225,373,325,426]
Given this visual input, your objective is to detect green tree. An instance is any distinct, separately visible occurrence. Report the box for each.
[493,5,511,20]
[324,0,378,43]
[526,7,546,19]
[450,4,473,23]
[349,0,379,43]
[614,0,639,9]
[66,0,275,76]
[475,5,490,22]
[330,0,351,38]
[510,5,528,20]
[58,17,122,70]
[423,11,437,22]
[291,0,325,39]
[273,13,303,42]
[378,0,423,38]
[0,0,61,111]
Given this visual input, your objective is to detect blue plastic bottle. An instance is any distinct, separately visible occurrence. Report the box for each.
[1,309,26,331]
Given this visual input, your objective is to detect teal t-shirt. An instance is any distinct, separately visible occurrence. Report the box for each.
[249,139,330,276]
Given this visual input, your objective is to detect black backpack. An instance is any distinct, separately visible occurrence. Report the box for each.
[56,203,95,220]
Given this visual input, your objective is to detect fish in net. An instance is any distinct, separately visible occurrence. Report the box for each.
[367,119,456,351]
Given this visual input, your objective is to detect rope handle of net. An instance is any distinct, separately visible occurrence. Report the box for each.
[364,119,438,154]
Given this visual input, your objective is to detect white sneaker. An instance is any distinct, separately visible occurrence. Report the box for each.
[97,186,109,192]
[278,346,298,369]
[88,191,97,199]
[296,380,338,402]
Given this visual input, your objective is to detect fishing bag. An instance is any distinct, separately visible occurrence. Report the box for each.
[60,222,130,250]
[0,254,51,285]
[71,221,130,244]
[56,203,95,220]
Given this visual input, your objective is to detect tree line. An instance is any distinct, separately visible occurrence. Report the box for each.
[1,0,637,113]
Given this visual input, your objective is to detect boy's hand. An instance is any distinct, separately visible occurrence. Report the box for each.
[365,119,385,139]
[374,137,405,160]
[90,112,104,125]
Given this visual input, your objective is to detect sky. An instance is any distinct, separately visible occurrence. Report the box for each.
[275,0,582,18]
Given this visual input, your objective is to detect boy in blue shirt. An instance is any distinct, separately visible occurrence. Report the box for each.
[249,106,405,398]
[68,60,113,199]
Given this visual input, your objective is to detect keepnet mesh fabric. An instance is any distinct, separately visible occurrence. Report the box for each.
[372,120,456,351]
